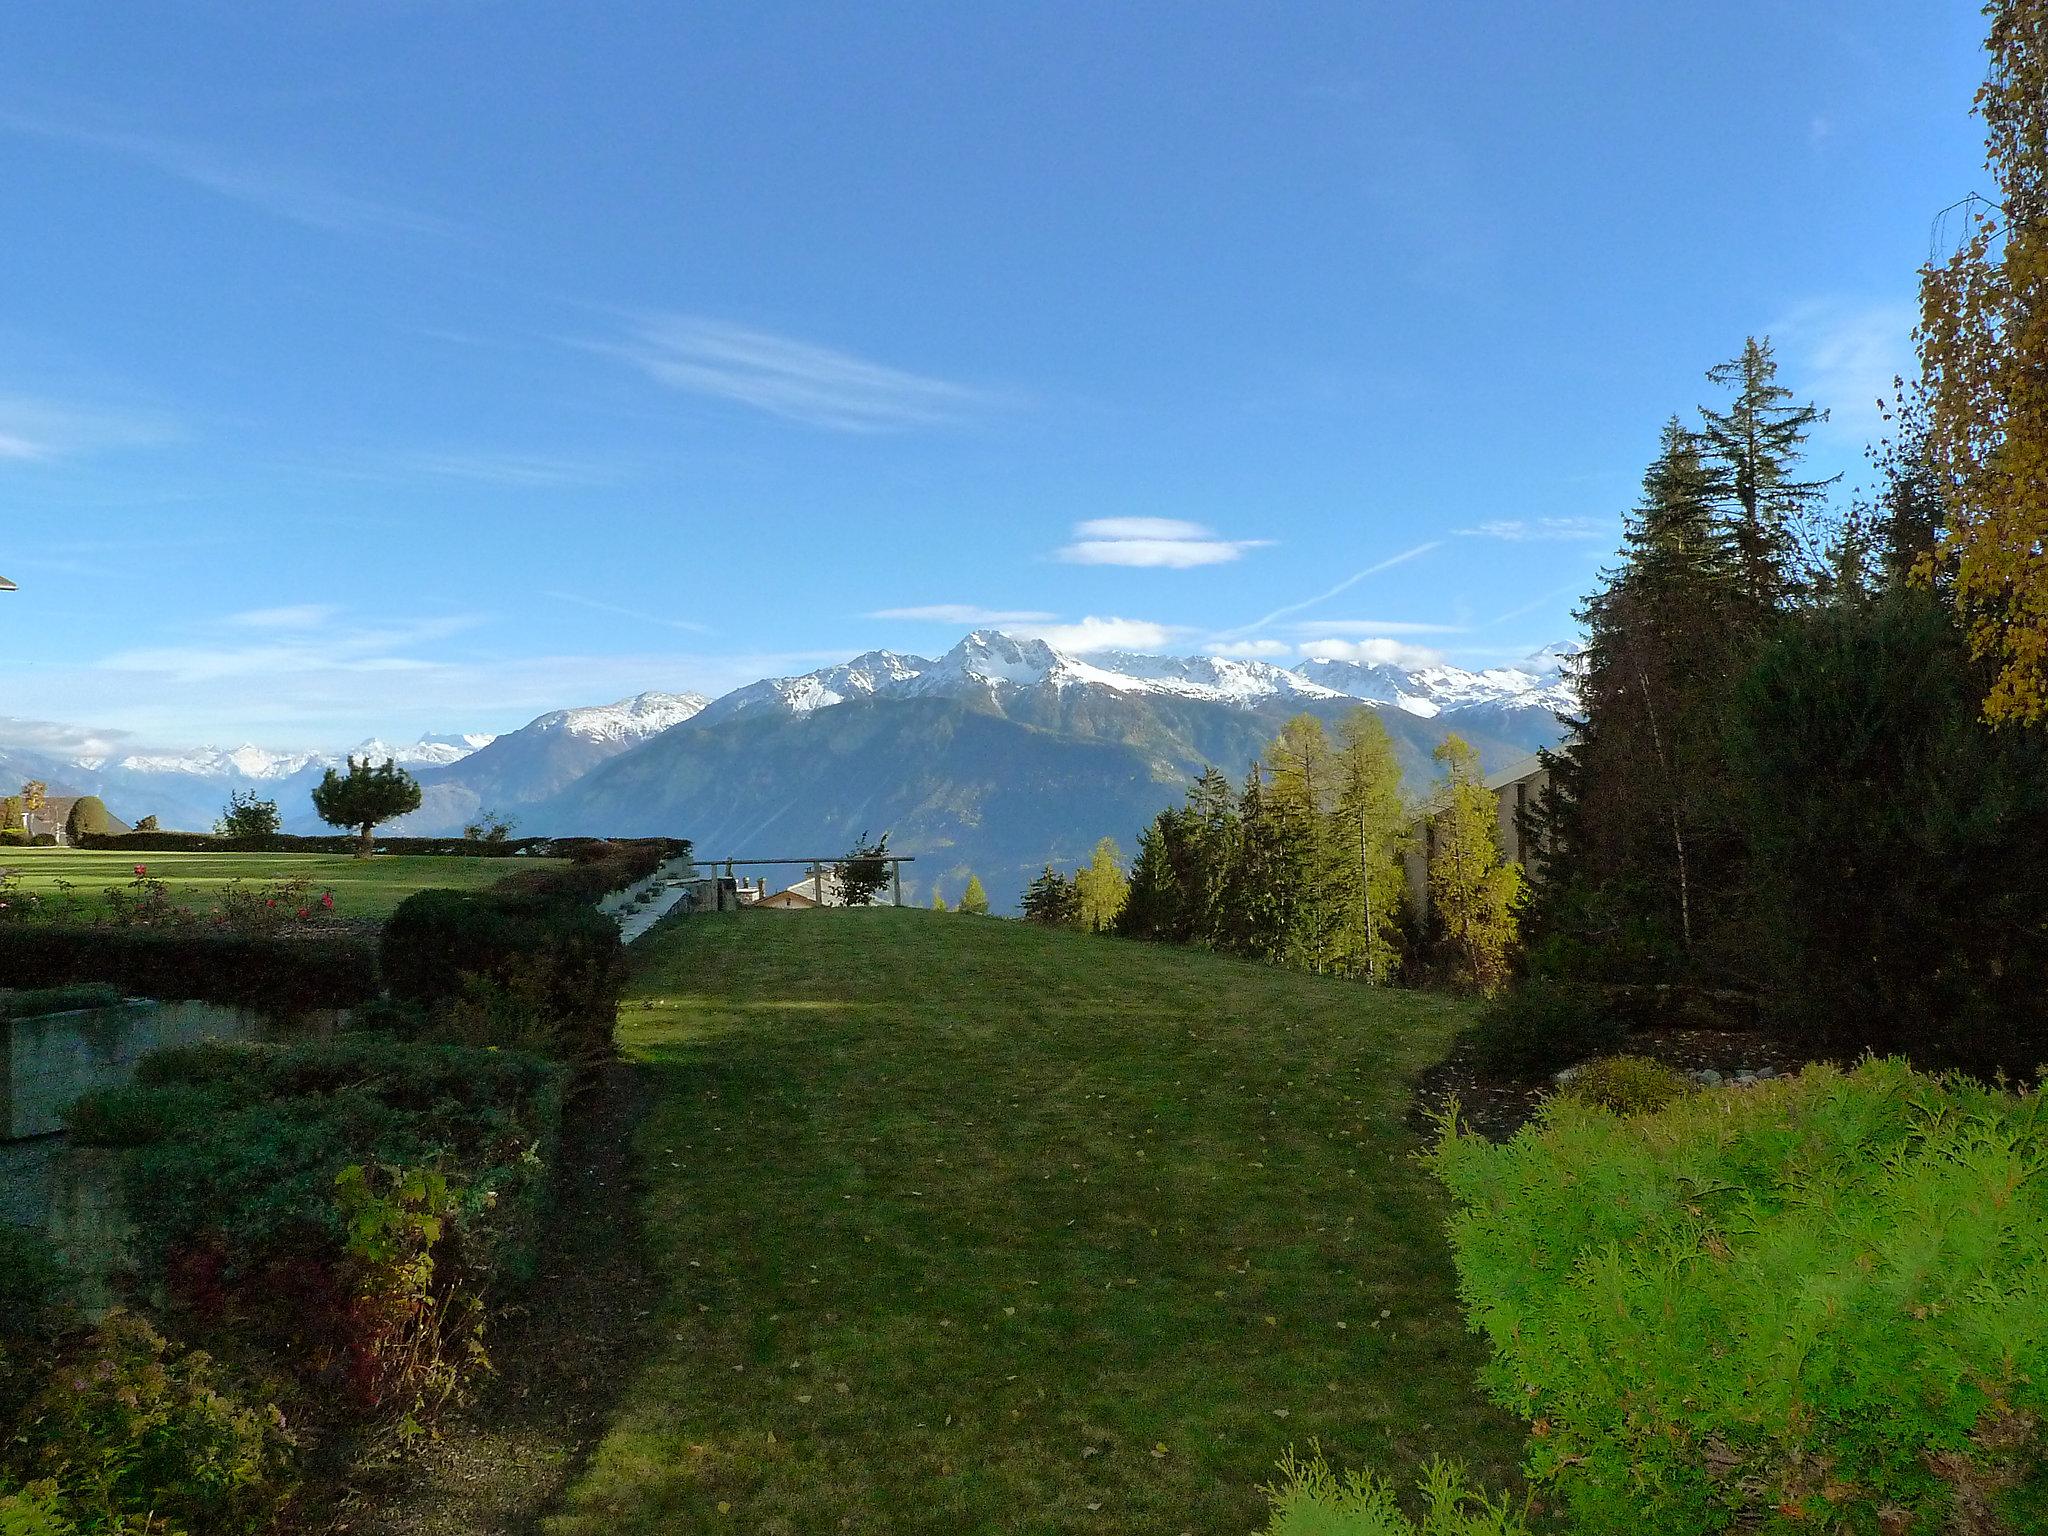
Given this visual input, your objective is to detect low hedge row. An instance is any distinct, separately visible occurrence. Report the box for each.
[489,836,680,903]
[0,926,379,1010]
[381,888,629,1062]
[78,830,689,861]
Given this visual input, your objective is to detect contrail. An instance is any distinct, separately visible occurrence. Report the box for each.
[1220,541,1441,638]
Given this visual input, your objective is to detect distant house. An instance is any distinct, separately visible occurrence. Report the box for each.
[17,797,132,847]
[755,868,850,910]
[1403,753,1549,924]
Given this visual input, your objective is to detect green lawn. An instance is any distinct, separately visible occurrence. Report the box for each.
[0,848,564,920]
[549,908,1523,1536]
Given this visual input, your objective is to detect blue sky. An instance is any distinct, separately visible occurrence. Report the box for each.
[1,2,1990,747]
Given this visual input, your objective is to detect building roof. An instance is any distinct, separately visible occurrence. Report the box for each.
[1482,753,1548,793]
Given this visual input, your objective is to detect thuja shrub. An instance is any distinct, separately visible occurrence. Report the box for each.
[1557,1053,1694,1115]
[381,889,627,1063]
[1430,1060,2048,1533]
[1261,1450,1529,1535]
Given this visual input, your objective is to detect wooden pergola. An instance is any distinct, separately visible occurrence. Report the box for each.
[693,855,917,907]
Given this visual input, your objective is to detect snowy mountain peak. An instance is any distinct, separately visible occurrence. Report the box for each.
[530,691,711,743]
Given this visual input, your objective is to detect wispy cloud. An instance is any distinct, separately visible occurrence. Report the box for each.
[1219,541,1441,638]
[100,611,484,685]
[1486,580,1590,629]
[1204,638,1295,659]
[1013,615,1183,653]
[1283,619,1463,637]
[0,104,449,235]
[596,314,990,431]
[868,603,1058,624]
[1055,517,1272,569]
[1300,636,1446,668]
[1769,298,1918,445]
[1457,517,1608,542]
[545,592,710,634]
[400,450,630,488]
[223,604,342,631]
[0,393,178,463]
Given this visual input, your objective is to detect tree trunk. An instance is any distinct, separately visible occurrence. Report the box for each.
[358,821,375,860]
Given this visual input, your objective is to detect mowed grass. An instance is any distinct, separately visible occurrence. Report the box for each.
[549,908,1523,1536]
[0,848,564,920]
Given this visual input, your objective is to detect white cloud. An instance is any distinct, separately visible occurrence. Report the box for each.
[401,450,628,488]
[546,591,710,634]
[1284,619,1463,636]
[1300,636,1445,668]
[598,314,989,431]
[222,604,342,630]
[0,105,447,235]
[1203,638,1295,658]
[1770,299,1918,445]
[1014,615,1182,653]
[868,603,1058,624]
[0,715,136,761]
[1457,517,1608,542]
[0,394,177,463]
[1055,518,1272,569]
[1217,541,1441,637]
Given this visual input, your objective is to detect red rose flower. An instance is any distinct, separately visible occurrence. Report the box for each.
[133,864,148,876]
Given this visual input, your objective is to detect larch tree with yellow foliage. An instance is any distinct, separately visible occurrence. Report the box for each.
[1920,0,2048,724]
[1426,735,1522,992]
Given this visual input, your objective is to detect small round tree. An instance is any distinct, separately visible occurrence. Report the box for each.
[310,756,422,859]
[64,795,114,842]
[216,789,282,838]
[834,830,893,906]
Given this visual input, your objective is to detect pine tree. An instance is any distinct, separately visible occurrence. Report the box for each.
[1071,837,1129,932]
[1426,735,1522,991]
[1264,715,1341,970]
[1215,766,1294,962]
[1183,766,1239,945]
[1529,420,1751,978]
[1021,865,1080,925]
[1328,708,1409,981]
[957,874,990,916]
[1116,807,1194,941]
[1699,337,1837,607]
[1919,0,2048,724]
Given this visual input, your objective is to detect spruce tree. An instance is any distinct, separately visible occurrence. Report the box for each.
[1426,735,1522,991]
[1183,766,1239,945]
[1116,808,1193,941]
[1329,708,1409,981]
[1699,337,1837,607]
[1021,865,1080,925]
[957,874,990,916]
[1215,765,1293,962]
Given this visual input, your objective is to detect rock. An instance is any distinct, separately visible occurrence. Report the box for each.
[1554,1067,1580,1084]
[1697,1068,1723,1086]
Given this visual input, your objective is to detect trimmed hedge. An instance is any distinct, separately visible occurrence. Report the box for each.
[490,837,676,903]
[78,829,689,861]
[381,888,628,1062]
[0,926,379,1009]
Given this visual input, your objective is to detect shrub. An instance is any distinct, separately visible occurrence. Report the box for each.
[64,1040,562,1434]
[61,797,113,841]
[1429,1059,2048,1533]
[29,834,54,848]
[4,1311,293,1536]
[0,1227,67,1340]
[382,889,627,1063]
[1261,1450,1529,1535]
[1557,1054,1693,1115]
[0,828,28,847]
[0,926,378,1009]
[1464,978,1625,1079]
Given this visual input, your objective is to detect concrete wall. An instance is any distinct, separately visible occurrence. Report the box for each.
[5,1000,343,1140]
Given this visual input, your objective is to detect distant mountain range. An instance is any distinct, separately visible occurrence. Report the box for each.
[1,631,1574,906]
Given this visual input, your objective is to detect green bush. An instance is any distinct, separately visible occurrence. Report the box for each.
[29,834,54,848]
[0,828,27,848]
[1261,1450,1529,1535]
[382,889,627,1062]
[1430,1059,2048,1533]
[61,797,113,841]
[1557,1054,1693,1115]
[1465,977,1625,1079]
[64,1040,562,1433]
[0,926,377,1009]
[0,1227,67,1340]
[3,1311,293,1536]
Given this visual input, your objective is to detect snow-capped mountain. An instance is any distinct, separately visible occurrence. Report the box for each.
[523,691,710,743]
[692,630,1573,721]
[693,653,928,726]
[105,731,495,781]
